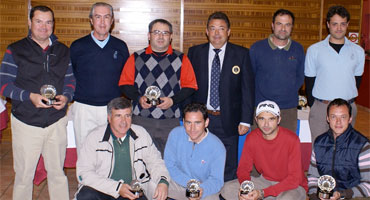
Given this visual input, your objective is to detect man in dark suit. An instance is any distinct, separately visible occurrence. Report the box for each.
[187,11,255,184]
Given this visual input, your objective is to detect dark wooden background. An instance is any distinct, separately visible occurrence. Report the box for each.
[0,0,363,60]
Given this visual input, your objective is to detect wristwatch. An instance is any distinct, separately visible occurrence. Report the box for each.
[259,189,264,200]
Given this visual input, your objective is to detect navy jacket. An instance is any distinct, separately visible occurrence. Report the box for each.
[187,42,254,136]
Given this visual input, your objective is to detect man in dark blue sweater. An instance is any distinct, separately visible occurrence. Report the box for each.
[250,9,305,132]
[70,2,129,155]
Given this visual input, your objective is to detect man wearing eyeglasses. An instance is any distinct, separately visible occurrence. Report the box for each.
[70,2,130,155]
[119,19,198,155]
[187,12,255,191]
[225,100,307,200]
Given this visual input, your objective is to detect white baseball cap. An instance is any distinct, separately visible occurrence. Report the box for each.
[256,100,280,117]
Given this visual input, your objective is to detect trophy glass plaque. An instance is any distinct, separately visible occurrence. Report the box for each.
[240,180,254,195]
[144,86,161,106]
[298,95,308,110]
[186,179,200,198]
[317,175,336,199]
[40,84,57,105]
[130,180,143,196]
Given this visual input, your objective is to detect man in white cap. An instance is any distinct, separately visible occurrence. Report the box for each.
[227,100,308,199]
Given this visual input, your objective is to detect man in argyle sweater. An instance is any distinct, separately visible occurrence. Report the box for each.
[119,19,198,155]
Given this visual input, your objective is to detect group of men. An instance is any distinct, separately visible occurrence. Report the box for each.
[0,1,368,200]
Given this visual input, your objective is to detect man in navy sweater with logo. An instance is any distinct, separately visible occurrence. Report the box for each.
[250,9,304,133]
[70,2,129,155]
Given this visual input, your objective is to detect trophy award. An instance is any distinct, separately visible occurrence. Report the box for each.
[130,180,143,197]
[298,95,308,110]
[239,180,254,195]
[144,86,161,106]
[317,175,336,199]
[186,179,200,198]
[40,84,57,105]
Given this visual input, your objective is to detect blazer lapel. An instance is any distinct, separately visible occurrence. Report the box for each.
[220,42,232,81]
[201,43,210,96]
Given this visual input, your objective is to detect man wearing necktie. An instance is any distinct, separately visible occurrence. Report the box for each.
[187,11,255,194]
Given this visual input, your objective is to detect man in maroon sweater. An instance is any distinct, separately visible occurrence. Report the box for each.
[231,100,307,200]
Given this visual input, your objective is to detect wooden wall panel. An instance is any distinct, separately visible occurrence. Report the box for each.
[31,0,181,53]
[183,0,322,53]
[0,0,28,61]
[0,0,363,62]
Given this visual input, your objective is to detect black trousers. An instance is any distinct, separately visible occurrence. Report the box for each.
[76,186,148,200]
[208,114,239,182]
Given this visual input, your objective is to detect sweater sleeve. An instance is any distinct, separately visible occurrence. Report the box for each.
[0,48,31,101]
[119,54,136,86]
[237,135,254,183]
[62,60,76,102]
[307,150,320,195]
[351,142,370,198]
[179,55,198,90]
[263,137,304,197]
[305,76,316,107]
[296,45,305,91]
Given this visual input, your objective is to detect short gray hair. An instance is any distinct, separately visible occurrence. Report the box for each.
[89,2,114,19]
[107,97,132,116]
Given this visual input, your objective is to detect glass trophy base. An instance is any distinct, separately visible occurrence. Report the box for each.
[130,189,143,197]
[186,190,200,198]
[318,191,333,199]
[42,99,57,106]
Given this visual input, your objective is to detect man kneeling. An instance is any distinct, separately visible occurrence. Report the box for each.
[225,100,308,200]
[164,103,226,200]
[75,97,169,200]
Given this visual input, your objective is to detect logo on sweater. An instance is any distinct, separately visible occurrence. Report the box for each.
[113,51,118,59]
[288,56,296,61]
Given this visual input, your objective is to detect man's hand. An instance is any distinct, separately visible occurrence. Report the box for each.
[139,96,152,109]
[319,191,340,200]
[239,190,260,200]
[119,183,139,200]
[156,97,173,110]
[52,95,68,110]
[189,188,203,200]
[238,124,249,135]
[153,183,168,200]
[30,92,52,108]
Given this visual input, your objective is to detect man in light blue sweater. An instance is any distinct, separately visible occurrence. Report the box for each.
[164,103,226,200]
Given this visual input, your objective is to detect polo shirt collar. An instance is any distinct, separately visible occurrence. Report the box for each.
[91,31,110,48]
[268,34,291,51]
[145,45,173,55]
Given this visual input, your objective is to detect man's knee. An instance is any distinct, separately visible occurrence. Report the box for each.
[220,179,240,200]
[276,186,306,200]
[76,186,105,200]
